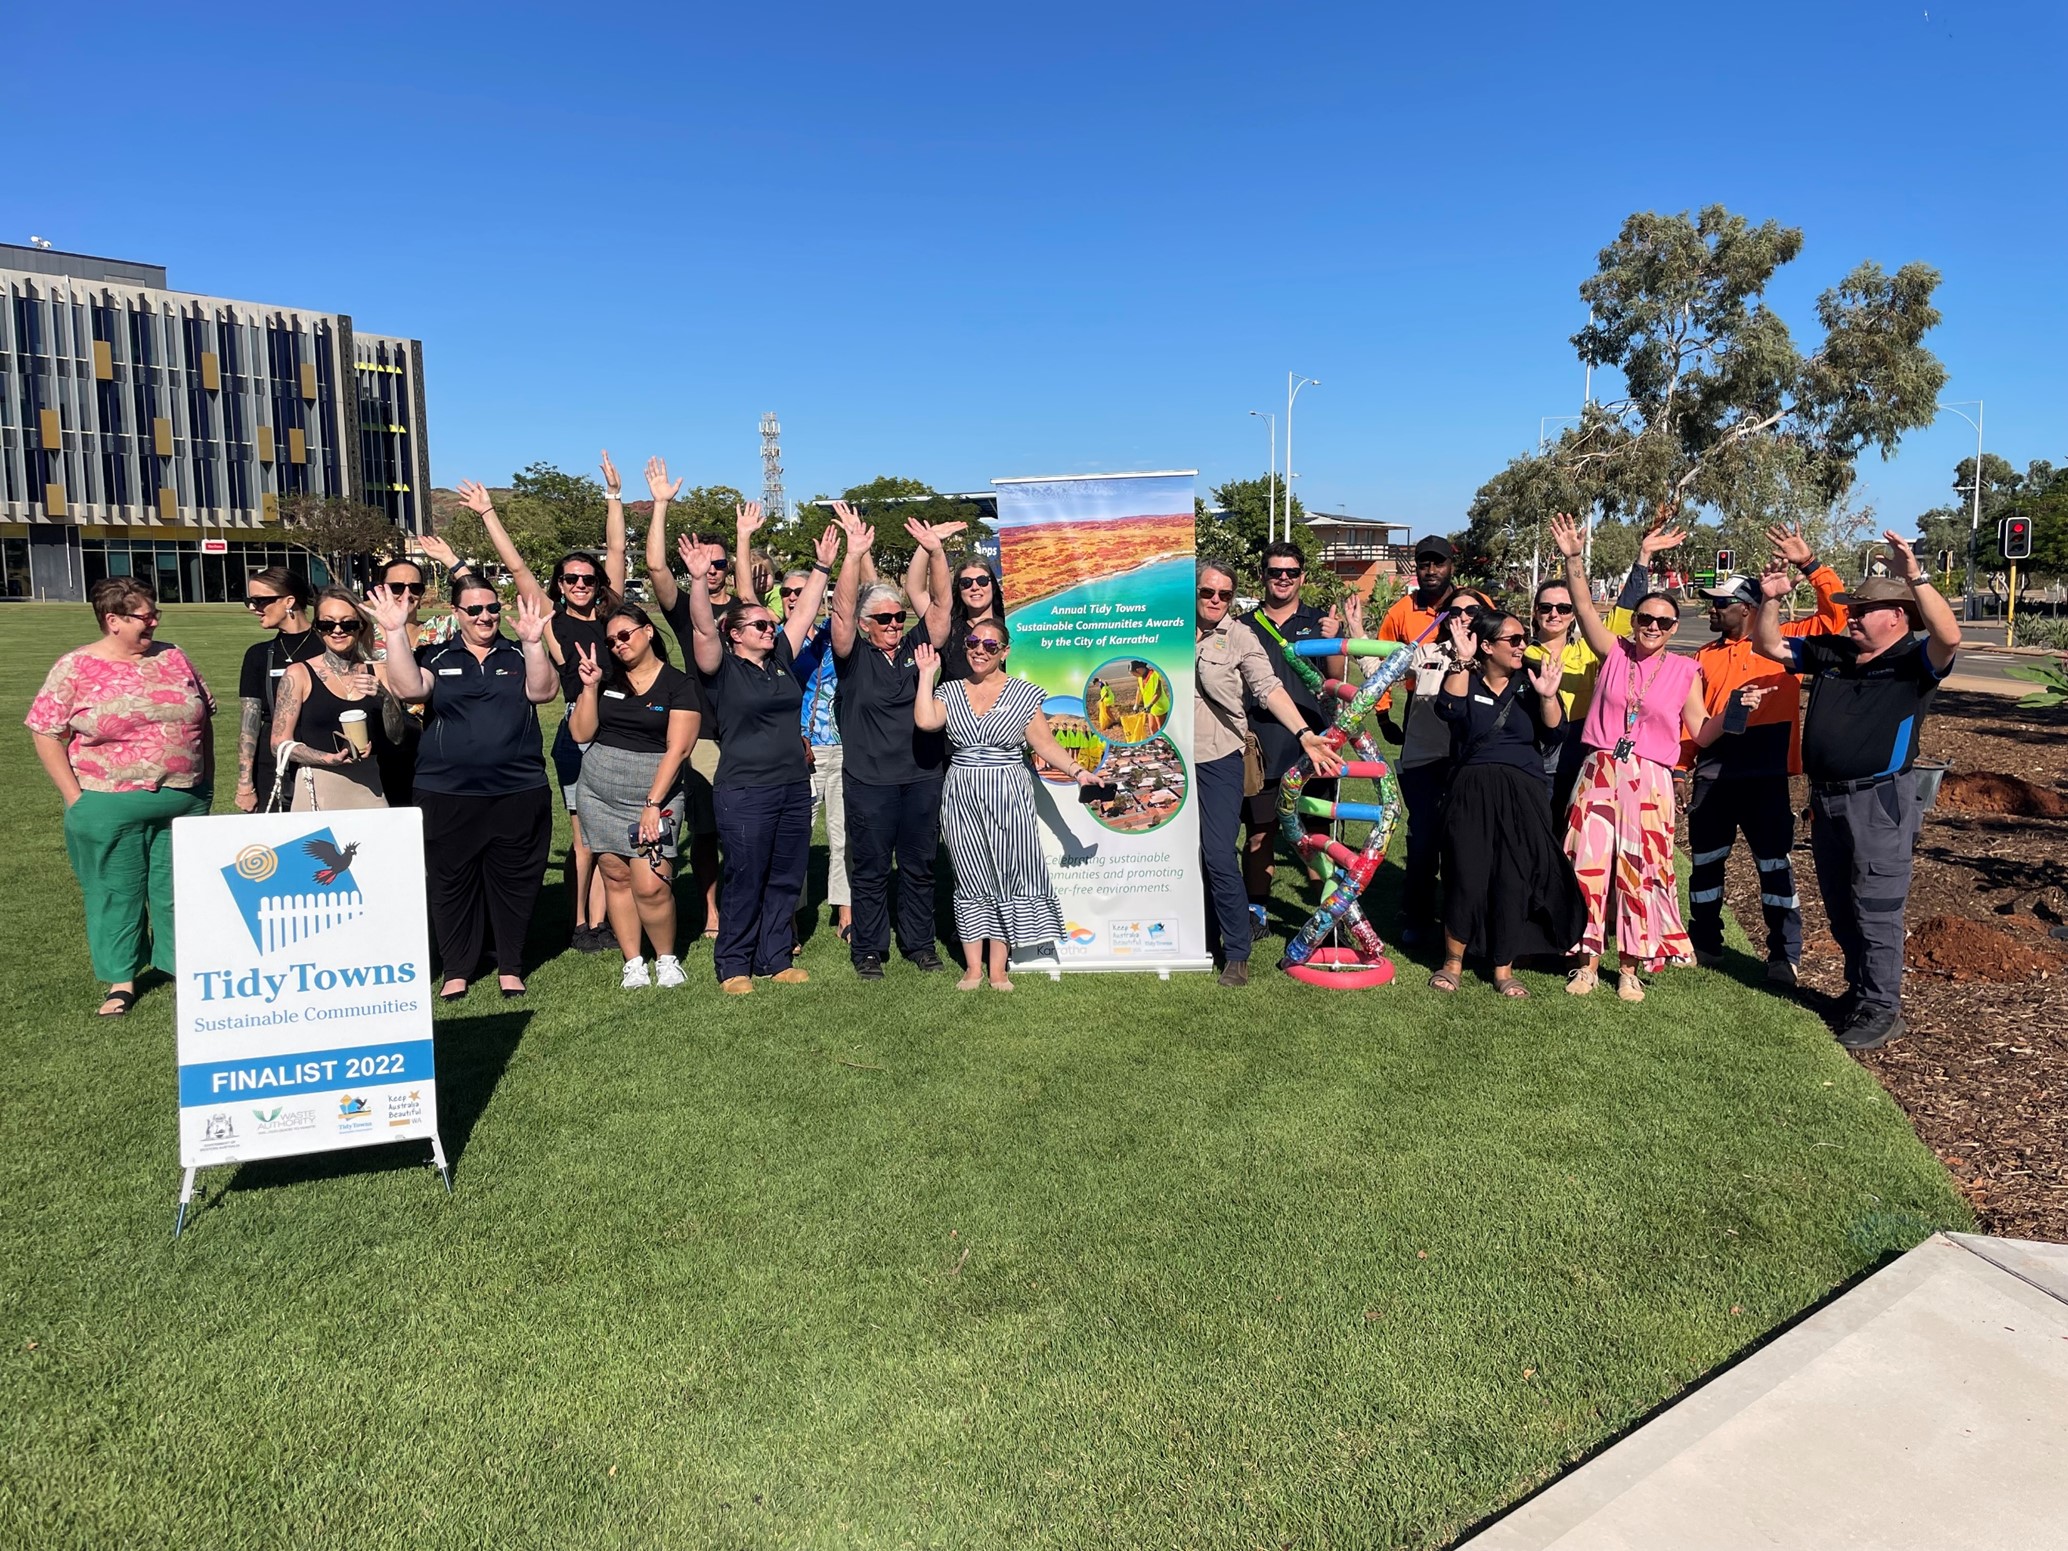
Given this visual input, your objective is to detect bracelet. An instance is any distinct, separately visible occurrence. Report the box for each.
[606,489,622,501]
[1798,556,1821,572]
[811,561,830,573]
[642,799,661,808]
[1906,574,1931,587]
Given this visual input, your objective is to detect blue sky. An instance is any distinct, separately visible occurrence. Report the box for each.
[12,1,2064,536]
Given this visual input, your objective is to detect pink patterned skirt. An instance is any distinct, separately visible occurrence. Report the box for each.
[1562,746,1693,971]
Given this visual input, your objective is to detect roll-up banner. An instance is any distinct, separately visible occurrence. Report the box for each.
[993,471,1212,974]
[172,808,444,1219]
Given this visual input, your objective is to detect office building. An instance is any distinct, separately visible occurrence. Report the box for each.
[0,243,428,601]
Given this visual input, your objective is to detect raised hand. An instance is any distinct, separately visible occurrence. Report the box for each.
[913,641,940,679]
[1758,556,1793,600]
[1529,649,1564,699]
[1445,609,1476,659]
[1640,522,1691,560]
[600,451,621,497]
[1765,521,1814,568]
[418,534,459,573]
[645,456,681,505]
[735,501,765,538]
[513,595,550,644]
[904,516,946,552]
[456,479,496,517]
[1549,512,1585,559]
[364,584,414,635]
[813,522,842,568]
[832,501,874,551]
[340,664,380,699]
[1343,592,1366,639]
[681,537,727,580]
[1882,529,1920,578]
[575,640,603,688]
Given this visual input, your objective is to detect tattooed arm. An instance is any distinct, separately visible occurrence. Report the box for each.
[235,697,264,812]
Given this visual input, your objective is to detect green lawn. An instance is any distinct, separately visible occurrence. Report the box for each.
[0,604,1967,1550]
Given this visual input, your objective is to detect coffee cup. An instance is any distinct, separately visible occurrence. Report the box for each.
[339,709,370,756]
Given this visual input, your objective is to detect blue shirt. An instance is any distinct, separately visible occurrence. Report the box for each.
[792,620,840,747]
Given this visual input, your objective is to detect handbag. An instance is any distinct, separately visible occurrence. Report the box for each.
[1241,730,1268,798]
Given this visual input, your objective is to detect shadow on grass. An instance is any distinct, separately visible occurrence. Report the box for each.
[210,1009,529,1207]
[1438,1242,1921,1550]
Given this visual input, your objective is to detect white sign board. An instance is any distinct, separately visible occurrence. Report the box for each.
[173,808,440,1174]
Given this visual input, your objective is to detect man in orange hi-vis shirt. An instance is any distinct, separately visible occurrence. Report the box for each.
[1375,535,1461,943]
[1683,522,1846,985]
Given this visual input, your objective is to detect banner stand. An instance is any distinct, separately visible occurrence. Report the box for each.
[173,1132,450,1241]
[171,808,448,1241]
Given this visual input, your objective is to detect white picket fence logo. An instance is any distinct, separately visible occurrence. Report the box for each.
[257,891,368,953]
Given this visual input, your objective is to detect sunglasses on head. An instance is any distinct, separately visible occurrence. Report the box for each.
[607,626,645,645]
[1633,613,1676,630]
[735,618,776,634]
[1264,566,1303,579]
[965,635,1004,654]
[244,594,285,611]
[1537,601,1573,614]
[1198,586,1234,603]
[317,617,363,635]
[459,602,502,617]
[956,575,992,591]
[866,610,907,626]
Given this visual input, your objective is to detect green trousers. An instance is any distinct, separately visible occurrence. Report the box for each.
[62,787,212,983]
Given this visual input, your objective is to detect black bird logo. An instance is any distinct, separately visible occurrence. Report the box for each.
[303,837,361,886]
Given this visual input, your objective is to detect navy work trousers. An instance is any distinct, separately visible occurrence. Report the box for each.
[843,773,945,963]
[1809,775,1920,1014]
[1686,774,1802,965]
[1397,761,1449,930]
[1198,751,1253,965]
[713,781,812,980]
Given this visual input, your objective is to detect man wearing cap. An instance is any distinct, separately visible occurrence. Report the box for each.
[1684,524,1847,985]
[1751,532,1960,1050]
[1376,535,1460,942]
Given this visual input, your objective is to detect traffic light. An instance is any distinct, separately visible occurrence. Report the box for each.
[1715,548,1735,573]
[2000,516,2033,561]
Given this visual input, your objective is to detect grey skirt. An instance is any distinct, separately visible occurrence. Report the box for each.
[575,741,677,860]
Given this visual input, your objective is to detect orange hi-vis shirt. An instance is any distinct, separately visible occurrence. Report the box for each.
[1681,564,1846,777]
[1373,591,1448,712]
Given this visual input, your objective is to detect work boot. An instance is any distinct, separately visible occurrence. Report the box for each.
[1765,957,1799,989]
[1837,1006,1905,1052]
[1217,960,1251,988]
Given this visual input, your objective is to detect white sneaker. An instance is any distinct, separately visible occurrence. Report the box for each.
[620,957,652,989]
[654,954,686,989]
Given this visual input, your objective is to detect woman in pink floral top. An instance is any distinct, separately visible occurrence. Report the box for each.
[26,576,216,1016]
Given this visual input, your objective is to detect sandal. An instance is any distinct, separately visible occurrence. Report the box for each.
[1617,969,1646,1003]
[97,987,138,1018]
[1493,977,1529,999]
[1565,966,1598,997]
[1427,966,1462,993]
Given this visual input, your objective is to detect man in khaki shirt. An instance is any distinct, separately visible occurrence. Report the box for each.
[1193,559,1343,986]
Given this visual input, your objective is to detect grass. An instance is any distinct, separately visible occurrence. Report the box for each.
[0,603,1969,1549]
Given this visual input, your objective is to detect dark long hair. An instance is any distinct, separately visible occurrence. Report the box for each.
[601,603,668,688]
[947,554,1007,647]
[549,550,619,613]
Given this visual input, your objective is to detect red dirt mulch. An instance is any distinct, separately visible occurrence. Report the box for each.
[1713,690,2068,1242]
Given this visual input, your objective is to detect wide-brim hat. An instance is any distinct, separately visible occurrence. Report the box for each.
[1834,576,1923,618]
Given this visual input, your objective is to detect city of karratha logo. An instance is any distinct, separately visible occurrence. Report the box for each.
[218,828,369,953]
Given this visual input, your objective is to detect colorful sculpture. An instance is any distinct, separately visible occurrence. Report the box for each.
[1275,635,1418,987]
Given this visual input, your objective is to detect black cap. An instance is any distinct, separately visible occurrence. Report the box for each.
[1414,535,1456,561]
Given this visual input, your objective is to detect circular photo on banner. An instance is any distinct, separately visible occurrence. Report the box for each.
[1082,734,1189,835]
[1082,657,1173,746]
[1035,695,1109,784]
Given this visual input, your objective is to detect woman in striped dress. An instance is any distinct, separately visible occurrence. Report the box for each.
[914,631,1096,990]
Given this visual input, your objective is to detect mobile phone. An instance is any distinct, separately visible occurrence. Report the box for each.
[1078,781,1119,805]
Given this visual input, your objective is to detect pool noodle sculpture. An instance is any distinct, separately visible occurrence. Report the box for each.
[1274,633,1418,988]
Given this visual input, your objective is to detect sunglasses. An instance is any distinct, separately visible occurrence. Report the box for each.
[1198,587,1234,603]
[118,610,161,623]
[244,594,285,611]
[557,572,597,587]
[1536,601,1574,615]
[1264,566,1303,579]
[459,602,503,617]
[965,636,1004,654]
[1489,632,1527,647]
[956,575,993,591]
[866,611,907,626]
[1633,614,1676,631]
[385,581,426,597]
[735,618,777,634]
[606,627,645,645]
[779,585,805,598]
[316,618,363,635]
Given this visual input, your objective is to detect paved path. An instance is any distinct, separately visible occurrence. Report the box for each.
[1664,619,2040,696]
[1457,1233,2068,1550]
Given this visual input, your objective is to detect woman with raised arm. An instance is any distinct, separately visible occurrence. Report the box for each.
[936,553,1007,683]
[639,457,724,940]
[682,518,835,994]
[1549,513,1766,1001]
[1426,609,1583,996]
[457,459,626,951]
[234,565,319,813]
[914,630,1094,991]
[565,606,703,991]
[370,578,558,1000]
[363,537,481,805]
[270,587,410,810]
[830,506,956,980]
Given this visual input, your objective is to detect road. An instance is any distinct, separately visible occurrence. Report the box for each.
[1664,615,2039,695]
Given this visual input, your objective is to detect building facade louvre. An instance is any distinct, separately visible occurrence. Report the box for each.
[1,243,428,602]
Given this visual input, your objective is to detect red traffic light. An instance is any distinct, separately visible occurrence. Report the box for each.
[2000,516,2033,561]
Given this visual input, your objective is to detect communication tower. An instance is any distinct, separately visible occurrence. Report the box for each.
[760,412,786,523]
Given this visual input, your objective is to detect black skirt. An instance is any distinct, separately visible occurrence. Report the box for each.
[1440,760,1585,965]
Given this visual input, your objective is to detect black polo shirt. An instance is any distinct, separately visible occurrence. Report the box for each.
[1788,633,1951,784]
[834,625,947,785]
[411,635,549,797]
[592,662,705,755]
[1242,603,1332,778]
[699,636,807,788]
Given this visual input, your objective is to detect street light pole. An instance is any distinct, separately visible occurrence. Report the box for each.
[1937,400,1984,621]
[1249,410,1276,542]
[1286,373,1319,547]
[1533,415,1582,592]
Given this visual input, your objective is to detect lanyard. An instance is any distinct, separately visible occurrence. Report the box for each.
[1623,646,1668,734]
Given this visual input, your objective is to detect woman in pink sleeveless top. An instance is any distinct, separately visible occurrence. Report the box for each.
[1548,515,1768,1001]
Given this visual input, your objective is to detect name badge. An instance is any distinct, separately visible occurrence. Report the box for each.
[269,668,286,677]
[437,667,463,676]
[603,690,626,699]
[1473,694,1495,705]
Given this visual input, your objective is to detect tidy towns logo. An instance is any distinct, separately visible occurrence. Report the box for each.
[219,829,369,953]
